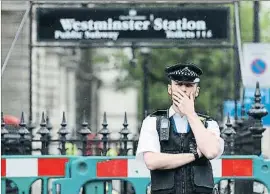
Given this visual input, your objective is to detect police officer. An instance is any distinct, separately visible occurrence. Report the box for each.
[136,63,224,194]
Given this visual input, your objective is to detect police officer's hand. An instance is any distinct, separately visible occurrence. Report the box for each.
[172,89,195,116]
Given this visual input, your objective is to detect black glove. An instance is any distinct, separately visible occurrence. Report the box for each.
[190,142,199,160]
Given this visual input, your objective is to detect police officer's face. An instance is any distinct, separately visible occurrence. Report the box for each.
[168,80,199,100]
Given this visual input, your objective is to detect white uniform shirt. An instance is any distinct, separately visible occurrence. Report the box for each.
[136,106,224,162]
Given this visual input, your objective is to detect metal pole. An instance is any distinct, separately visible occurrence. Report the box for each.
[1,3,31,75]
[253,1,260,42]
[233,2,242,193]
[31,43,235,49]
[29,1,33,136]
[141,48,150,118]
[233,2,239,120]
[234,1,244,72]
[32,0,236,5]
[143,60,149,117]
[28,4,34,193]
[233,0,245,116]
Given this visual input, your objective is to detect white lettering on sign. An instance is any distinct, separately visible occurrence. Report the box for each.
[153,18,206,31]
[59,18,152,32]
[54,30,83,39]
[84,31,119,41]
[166,30,212,39]
[56,15,211,41]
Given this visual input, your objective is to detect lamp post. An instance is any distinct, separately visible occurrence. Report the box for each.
[253,1,260,43]
[140,48,151,118]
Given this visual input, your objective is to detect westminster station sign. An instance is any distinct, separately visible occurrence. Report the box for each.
[36,7,230,42]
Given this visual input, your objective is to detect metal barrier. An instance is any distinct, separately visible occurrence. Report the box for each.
[1,155,270,194]
[2,82,269,194]
[1,155,76,194]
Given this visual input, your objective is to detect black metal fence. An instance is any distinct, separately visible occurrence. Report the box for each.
[1,82,269,194]
[219,82,268,194]
[1,111,139,194]
[1,111,138,157]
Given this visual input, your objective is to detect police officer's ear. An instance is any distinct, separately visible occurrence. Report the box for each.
[195,86,200,97]
[168,84,172,95]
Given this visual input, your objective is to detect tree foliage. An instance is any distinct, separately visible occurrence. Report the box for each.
[93,2,270,121]
[115,48,234,121]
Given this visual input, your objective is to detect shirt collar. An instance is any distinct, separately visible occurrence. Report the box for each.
[168,105,185,118]
[169,106,176,117]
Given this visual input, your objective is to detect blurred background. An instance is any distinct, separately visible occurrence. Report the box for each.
[1,0,270,193]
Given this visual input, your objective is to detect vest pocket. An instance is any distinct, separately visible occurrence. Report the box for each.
[192,160,214,193]
[151,169,175,191]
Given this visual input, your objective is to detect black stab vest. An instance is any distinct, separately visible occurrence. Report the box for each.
[150,110,214,194]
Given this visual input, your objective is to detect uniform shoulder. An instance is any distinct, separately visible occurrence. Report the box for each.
[196,112,215,128]
[197,112,213,121]
[149,109,168,117]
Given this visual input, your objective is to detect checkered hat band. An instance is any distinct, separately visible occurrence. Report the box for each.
[168,67,198,77]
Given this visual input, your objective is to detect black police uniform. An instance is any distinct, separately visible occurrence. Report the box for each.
[149,63,215,194]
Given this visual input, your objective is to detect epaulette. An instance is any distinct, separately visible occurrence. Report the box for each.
[149,109,168,117]
[197,112,212,128]
[197,112,212,120]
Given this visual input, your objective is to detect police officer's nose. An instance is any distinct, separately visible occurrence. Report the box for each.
[179,84,187,92]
